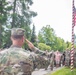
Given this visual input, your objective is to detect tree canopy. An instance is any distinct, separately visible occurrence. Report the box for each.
[0,0,37,48]
[38,25,71,52]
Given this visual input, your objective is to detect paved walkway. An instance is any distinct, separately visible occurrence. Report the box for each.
[46,67,64,75]
[32,66,64,75]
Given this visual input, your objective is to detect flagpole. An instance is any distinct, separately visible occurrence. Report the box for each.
[70,0,75,71]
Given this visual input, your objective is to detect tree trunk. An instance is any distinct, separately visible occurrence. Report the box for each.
[11,0,16,28]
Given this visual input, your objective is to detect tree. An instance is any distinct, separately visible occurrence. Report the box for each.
[0,0,12,48]
[53,37,67,51]
[38,25,67,51]
[38,25,56,49]
[30,24,37,46]
[10,0,37,28]
[0,0,37,48]
[38,43,51,51]
[66,41,71,50]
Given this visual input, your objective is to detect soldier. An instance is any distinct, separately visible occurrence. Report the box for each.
[0,28,33,75]
[54,50,61,68]
[61,51,65,66]
[48,50,55,70]
[64,49,71,67]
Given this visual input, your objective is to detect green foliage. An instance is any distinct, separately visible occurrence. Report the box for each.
[31,24,37,46]
[2,30,11,48]
[38,32,45,43]
[38,25,56,44]
[0,0,12,47]
[0,0,11,23]
[38,43,51,51]
[0,0,37,48]
[38,25,67,51]
[53,37,67,51]
[48,67,76,75]
[66,41,72,50]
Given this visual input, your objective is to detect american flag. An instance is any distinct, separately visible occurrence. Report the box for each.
[74,6,76,27]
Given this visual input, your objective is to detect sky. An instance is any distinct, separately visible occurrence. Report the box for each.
[30,0,76,42]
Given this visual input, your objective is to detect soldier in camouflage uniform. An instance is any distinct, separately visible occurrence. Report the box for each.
[0,28,33,75]
[64,49,71,67]
[48,51,55,70]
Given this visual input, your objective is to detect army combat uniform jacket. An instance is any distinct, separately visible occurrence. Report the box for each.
[0,46,33,75]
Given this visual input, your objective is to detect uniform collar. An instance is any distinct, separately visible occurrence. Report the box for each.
[10,45,21,48]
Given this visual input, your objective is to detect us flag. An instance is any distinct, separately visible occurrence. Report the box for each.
[74,6,76,27]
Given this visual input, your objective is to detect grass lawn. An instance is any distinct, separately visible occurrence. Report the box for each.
[47,67,76,75]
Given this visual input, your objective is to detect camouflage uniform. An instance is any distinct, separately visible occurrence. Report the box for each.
[0,46,33,75]
[0,28,34,75]
[48,51,55,70]
[25,34,50,70]
[64,50,70,67]
[33,54,49,70]
[28,47,49,70]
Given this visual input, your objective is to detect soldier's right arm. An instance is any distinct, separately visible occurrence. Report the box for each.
[25,39,42,54]
[25,39,35,50]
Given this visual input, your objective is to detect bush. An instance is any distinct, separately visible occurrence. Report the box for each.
[38,43,51,51]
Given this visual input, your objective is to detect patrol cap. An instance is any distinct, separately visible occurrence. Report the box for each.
[11,28,25,38]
